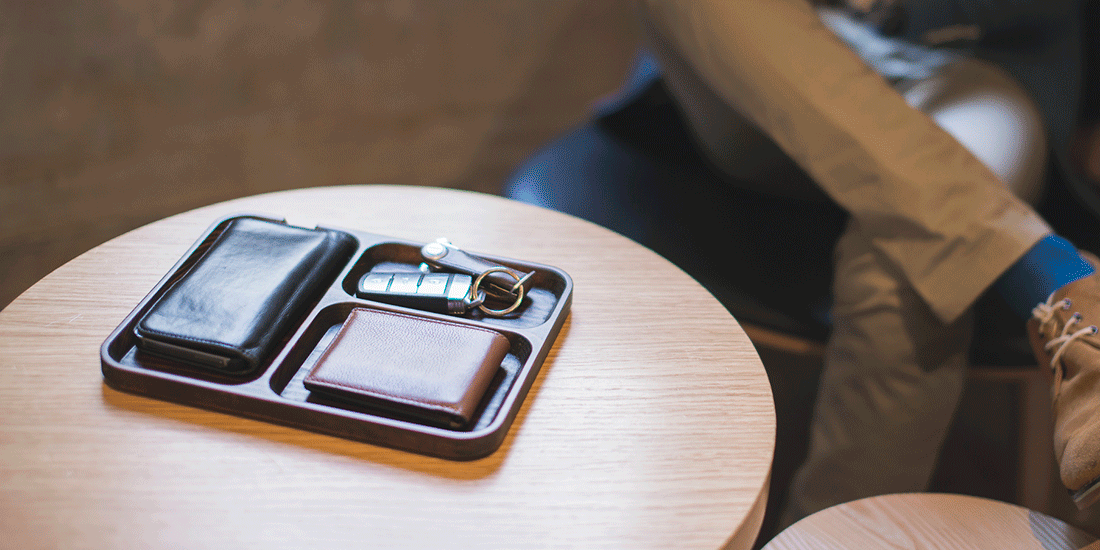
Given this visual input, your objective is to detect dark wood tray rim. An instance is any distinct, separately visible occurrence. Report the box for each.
[100,213,573,460]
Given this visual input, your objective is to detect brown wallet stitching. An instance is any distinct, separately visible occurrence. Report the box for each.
[306,309,509,416]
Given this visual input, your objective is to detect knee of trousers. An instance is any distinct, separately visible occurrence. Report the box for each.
[899,57,1049,205]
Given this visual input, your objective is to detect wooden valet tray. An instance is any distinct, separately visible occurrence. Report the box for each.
[100,214,573,460]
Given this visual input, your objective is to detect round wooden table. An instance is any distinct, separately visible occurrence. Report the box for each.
[763,493,1099,550]
[0,185,775,550]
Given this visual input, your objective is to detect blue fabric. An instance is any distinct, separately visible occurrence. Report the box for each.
[993,234,1095,318]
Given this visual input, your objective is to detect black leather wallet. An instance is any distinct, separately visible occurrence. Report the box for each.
[134,217,357,375]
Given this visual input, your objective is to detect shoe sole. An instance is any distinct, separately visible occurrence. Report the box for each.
[1072,475,1100,509]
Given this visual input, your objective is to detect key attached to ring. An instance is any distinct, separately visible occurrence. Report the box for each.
[420,239,534,300]
[355,239,533,317]
[420,239,533,316]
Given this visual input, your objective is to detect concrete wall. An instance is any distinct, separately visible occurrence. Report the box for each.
[0,0,639,308]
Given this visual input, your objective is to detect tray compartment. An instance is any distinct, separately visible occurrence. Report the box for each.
[342,242,567,329]
[271,302,532,432]
[102,215,358,385]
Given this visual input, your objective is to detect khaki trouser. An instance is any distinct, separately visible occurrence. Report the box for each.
[639,0,1053,525]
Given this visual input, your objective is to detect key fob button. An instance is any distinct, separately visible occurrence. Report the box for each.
[417,274,449,296]
[359,272,393,293]
[389,273,422,293]
[448,274,473,301]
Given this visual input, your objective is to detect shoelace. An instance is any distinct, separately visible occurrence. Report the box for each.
[1033,294,1099,372]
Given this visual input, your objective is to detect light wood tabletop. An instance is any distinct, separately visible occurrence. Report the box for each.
[763,493,1099,550]
[0,185,775,550]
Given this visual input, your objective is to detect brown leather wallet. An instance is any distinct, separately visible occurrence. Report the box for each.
[303,308,510,429]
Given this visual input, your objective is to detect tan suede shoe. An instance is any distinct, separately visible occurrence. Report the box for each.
[1028,258,1100,508]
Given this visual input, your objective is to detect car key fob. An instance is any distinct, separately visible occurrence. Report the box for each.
[356,271,477,315]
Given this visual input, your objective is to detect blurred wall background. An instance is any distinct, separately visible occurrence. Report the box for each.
[0,0,640,308]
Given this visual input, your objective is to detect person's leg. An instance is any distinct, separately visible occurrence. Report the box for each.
[639,0,1051,323]
[826,14,1100,506]
[892,56,1094,319]
[894,58,1048,204]
[640,0,1100,520]
[775,55,1058,526]
[780,222,973,525]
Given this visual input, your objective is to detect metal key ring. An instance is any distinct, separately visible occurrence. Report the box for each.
[470,266,526,317]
